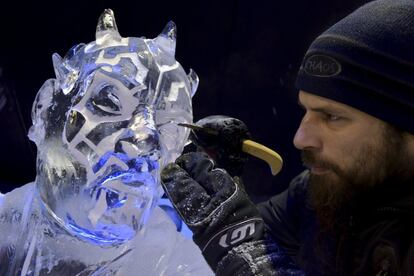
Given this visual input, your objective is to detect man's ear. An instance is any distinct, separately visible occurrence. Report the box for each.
[28,79,57,145]
[187,69,199,98]
[404,132,414,157]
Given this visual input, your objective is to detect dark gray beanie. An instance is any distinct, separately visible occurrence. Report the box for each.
[295,0,414,134]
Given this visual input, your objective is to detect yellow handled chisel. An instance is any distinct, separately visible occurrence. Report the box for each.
[178,116,283,176]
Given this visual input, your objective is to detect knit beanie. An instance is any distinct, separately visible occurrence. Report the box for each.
[295,0,414,134]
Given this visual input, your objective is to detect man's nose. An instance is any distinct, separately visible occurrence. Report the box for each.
[293,116,322,151]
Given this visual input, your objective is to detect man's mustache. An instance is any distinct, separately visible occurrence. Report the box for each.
[301,150,342,176]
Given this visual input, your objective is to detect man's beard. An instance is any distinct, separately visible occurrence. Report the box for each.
[302,124,408,232]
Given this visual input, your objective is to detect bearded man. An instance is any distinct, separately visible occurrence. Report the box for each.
[160,0,414,275]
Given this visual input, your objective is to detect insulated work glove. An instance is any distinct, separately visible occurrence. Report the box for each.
[161,152,265,271]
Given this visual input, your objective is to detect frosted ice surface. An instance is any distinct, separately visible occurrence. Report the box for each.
[27,8,198,245]
[0,183,212,275]
[0,9,211,275]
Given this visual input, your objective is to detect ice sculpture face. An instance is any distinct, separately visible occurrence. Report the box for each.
[28,9,198,245]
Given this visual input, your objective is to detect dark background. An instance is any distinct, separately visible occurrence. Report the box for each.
[0,0,369,201]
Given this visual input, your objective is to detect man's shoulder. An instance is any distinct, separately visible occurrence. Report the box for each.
[0,182,38,275]
[256,170,312,258]
[0,182,36,214]
[0,182,38,231]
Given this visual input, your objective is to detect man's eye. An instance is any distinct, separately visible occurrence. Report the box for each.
[326,113,342,121]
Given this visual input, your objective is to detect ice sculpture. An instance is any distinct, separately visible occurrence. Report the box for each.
[0,9,212,275]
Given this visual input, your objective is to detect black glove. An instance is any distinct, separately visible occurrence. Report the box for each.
[161,152,265,271]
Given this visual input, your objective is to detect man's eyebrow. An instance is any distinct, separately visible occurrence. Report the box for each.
[297,101,347,114]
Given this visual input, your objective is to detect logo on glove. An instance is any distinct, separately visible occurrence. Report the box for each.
[219,221,256,248]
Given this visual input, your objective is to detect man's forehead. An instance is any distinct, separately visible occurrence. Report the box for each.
[298,90,354,114]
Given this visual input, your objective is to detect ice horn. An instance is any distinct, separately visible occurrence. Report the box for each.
[155,21,177,55]
[188,69,199,97]
[95,9,121,42]
[52,53,64,80]
[52,53,79,95]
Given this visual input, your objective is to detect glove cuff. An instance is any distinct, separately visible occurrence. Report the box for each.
[215,237,304,276]
[199,217,265,271]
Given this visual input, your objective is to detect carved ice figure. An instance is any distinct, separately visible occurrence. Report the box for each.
[0,9,211,275]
